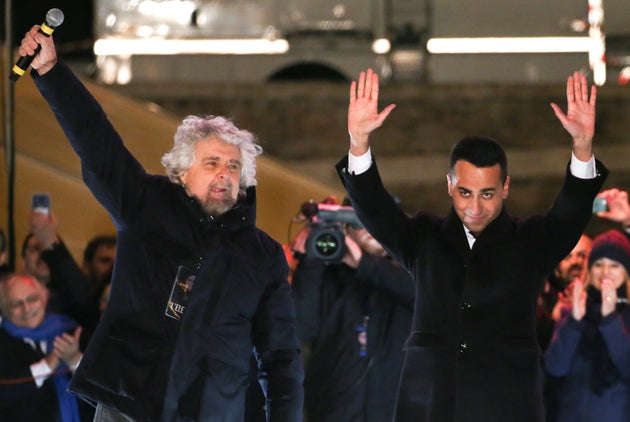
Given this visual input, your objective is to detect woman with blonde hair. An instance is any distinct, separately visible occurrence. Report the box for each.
[545,230,630,421]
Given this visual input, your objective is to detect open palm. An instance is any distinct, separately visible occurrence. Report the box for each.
[348,69,396,152]
[551,71,596,148]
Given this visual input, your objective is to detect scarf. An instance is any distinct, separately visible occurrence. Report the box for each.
[2,313,81,422]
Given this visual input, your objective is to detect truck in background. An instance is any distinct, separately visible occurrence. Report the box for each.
[92,0,628,85]
[425,0,629,85]
[93,0,427,84]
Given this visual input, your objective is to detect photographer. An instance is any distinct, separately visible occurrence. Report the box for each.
[291,198,414,422]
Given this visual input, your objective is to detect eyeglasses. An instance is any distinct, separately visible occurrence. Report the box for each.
[8,294,43,310]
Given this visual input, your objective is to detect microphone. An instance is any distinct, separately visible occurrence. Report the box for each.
[9,8,64,82]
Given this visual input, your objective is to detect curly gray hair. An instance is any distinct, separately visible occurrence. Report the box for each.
[161,115,263,189]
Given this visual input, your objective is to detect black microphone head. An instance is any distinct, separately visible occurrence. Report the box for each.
[45,8,64,28]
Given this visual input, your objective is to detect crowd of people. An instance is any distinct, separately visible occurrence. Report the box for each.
[1,23,628,422]
[0,220,116,421]
[537,187,630,422]
[3,192,630,421]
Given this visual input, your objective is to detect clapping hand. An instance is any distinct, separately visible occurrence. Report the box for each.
[600,278,618,317]
[54,326,83,368]
[570,279,587,321]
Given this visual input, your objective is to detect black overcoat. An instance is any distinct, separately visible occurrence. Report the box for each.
[337,156,607,422]
[32,61,304,421]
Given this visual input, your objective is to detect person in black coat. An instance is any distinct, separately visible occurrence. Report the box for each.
[18,26,303,421]
[27,210,101,349]
[335,68,607,421]
[291,201,414,422]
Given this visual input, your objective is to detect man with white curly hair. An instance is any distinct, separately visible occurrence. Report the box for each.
[161,115,263,217]
[17,26,303,421]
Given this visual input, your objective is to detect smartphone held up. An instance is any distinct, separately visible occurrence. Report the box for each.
[592,197,607,214]
[32,193,51,216]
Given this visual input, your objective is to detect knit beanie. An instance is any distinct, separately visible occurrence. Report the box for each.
[588,230,630,274]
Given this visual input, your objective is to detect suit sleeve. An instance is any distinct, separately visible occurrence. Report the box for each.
[538,161,608,274]
[355,255,415,310]
[336,156,419,272]
[41,240,98,329]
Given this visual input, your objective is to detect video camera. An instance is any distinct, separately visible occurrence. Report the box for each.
[300,201,363,263]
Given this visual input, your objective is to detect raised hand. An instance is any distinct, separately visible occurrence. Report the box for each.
[341,234,363,269]
[550,71,596,162]
[17,25,58,75]
[53,326,82,368]
[290,227,311,255]
[551,288,573,322]
[29,210,59,250]
[348,68,396,155]
[596,188,630,226]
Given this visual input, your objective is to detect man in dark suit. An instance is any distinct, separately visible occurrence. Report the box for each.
[336,68,607,421]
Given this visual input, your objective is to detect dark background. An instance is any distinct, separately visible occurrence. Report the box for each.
[1,0,93,58]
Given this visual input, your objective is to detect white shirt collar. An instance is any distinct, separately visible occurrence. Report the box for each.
[463,225,476,249]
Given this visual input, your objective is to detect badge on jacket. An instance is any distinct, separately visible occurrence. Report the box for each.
[165,265,197,320]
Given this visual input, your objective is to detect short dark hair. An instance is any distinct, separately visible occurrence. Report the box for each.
[83,235,117,264]
[449,136,508,183]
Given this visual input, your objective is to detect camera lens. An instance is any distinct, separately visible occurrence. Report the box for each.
[313,232,340,257]
[305,225,345,263]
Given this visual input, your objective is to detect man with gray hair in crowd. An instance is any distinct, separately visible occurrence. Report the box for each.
[17,25,303,421]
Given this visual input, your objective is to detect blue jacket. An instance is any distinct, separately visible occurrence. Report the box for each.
[32,62,304,421]
[544,297,630,422]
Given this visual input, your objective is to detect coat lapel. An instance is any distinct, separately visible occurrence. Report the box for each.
[441,209,471,264]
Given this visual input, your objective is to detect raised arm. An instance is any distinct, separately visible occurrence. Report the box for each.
[19,25,149,228]
[348,68,396,156]
[550,71,597,162]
